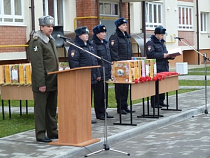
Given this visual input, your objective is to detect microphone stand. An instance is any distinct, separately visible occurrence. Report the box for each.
[63,39,130,157]
[177,38,210,114]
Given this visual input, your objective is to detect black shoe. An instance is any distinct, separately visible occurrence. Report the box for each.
[106,112,114,118]
[37,137,52,143]
[117,109,127,114]
[151,105,162,108]
[97,115,105,120]
[107,114,114,118]
[124,108,136,113]
[160,103,168,107]
[91,120,97,124]
[48,135,58,139]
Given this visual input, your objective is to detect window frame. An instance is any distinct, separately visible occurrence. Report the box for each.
[43,0,65,27]
[201,12,207,33]
[178,6,193,30]
[99,1,119,16]
[145,2,163,29]
[0,0,24,25]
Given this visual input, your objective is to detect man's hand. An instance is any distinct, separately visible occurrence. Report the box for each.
[39,86,46,93]
[164,53,169,58]
[97,77,101,81]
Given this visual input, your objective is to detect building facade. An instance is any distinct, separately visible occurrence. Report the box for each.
[0,0,209,66]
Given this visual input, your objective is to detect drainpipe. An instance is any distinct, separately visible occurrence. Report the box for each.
[142,1,146,57]
[119,0,122,18]
[96,0,100,24]
[27,0,35,62]
[30,0,35,40]
[128,2,131,34]
[196,0,200,65]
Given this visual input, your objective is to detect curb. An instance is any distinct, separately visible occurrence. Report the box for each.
[59,104,208,158]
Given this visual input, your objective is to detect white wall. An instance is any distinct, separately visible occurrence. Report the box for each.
[26,0,76,35]
[164,0,179,50]
[130,2,141,33]
[34,0,44,31]
[24,0,44,41]
[198,0,210,49]
[130,0,179,50]
[64,0,76,32]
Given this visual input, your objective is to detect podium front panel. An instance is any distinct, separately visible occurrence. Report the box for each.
[57,69,92,144]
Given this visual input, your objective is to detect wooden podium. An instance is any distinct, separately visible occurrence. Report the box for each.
[48,66,100,146]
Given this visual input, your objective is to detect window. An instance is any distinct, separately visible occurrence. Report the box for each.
[43,0,64,26]
[178,6,193,30]
[0,0,24,24]
[201,12,207,33]
[145,2,162,29]
[99,2,118,16]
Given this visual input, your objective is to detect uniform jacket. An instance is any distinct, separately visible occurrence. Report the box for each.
[68,36,100,84]
[146,35,169,73]
[92,35,111,81]
[29,30,59,92]
[109,28,133,61]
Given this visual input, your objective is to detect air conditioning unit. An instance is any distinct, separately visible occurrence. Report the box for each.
[176,62,188,75]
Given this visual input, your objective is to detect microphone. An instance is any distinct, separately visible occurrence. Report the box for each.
[174,37,184,40]
[57,34,72,40]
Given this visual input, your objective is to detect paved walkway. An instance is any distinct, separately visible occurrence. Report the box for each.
[0,71,210,157]
[81,113,210,158]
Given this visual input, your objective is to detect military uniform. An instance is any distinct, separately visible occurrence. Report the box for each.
[146,26,169,107]
[92,25,112,119]
[109,18,133,114]
[29,16,59,142]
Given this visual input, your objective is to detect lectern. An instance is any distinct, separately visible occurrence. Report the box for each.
[48,66,100,146]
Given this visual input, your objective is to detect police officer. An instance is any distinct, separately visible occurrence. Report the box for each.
[29,16,59,142]
[68,26,100,123]
[92,24,114,120]
[146,25,174,108]
[109,18,134,114]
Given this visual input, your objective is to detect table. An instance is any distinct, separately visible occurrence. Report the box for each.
[1,85,33,119]
[109,81,156,126]
[159,75,181,111]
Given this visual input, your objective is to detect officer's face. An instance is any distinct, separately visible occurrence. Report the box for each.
[118,23,127,32]
[155,34,165,40]
[96,32,106,41]
[79,33,89,42]
[40,25,53,37]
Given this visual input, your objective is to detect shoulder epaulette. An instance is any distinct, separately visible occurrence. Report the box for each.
[33,36,38,40]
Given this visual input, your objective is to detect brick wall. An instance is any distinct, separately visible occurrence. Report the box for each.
[178,31,194,46]
[76,1,129,35]
[122,3,129,19]
[76,0,98,34]
[0,26,27,53]
[177,0,193,2]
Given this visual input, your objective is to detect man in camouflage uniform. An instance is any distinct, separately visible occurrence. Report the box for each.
[29,16,59,142]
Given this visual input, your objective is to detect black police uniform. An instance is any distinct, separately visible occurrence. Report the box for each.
[92,34,111,119]
[146,34,169,106]
[109,28,133,113]
[68,36,100,85]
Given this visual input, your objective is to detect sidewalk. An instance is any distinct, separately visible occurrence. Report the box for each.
[0,74,209,158]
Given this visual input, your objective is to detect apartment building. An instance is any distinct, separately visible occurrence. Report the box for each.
[0,0,209,66]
